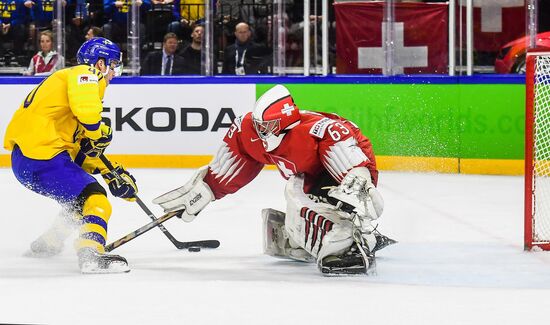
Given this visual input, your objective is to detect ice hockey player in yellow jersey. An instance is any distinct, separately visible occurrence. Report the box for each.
[3,38,138,274]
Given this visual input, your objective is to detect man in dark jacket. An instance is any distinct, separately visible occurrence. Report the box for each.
[222,22,270,75]
[141,32,186,75]
[179,24,203,75]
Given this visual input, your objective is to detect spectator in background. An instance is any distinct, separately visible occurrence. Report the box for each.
[151,0,173,5]
[23,30,64,75]
[85,0,105,29]
[30,0,53,32]
[168,0,203,42]
[222,21,269,75]
[85,26,103,40]
[179,23,202,74]
[64,0,90,63]
[103,0,150,44]
[0,0,30,57]
[141,32,186,75]
[146,0,175,45]
[217,0,271,47]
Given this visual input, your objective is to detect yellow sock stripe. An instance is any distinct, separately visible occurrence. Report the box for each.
[82,194,112,225]
[74,238,105,253]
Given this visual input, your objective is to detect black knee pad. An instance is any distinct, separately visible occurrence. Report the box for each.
[74,182,108,214]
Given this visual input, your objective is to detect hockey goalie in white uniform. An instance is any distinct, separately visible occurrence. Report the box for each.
[153,85,395,275]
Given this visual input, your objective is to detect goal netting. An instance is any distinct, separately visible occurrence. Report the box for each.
[525,52,550,251]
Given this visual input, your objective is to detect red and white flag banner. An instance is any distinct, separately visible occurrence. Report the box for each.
[459,0,525,53]
[334,2,449,74]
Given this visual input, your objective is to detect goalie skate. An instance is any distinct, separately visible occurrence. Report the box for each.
[319,243,376,276]
[78,248,130,274]
[372,230,397,254]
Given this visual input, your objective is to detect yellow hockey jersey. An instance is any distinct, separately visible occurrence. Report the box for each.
[4,65,107,160]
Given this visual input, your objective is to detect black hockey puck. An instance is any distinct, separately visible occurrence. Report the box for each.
[188,247,201,252]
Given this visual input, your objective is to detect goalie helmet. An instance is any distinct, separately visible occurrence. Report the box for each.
[252,85,301,152]
[77,37,123,76]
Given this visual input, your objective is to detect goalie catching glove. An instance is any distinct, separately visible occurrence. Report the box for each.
[102,163,138,201]
[152,166,215,222]
[328,167,384,220]
[80,123,113,157]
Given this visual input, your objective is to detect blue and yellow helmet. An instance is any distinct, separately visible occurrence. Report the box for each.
[77,37,123,76]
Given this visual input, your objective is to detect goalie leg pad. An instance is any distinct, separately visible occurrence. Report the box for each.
[285,175,361,263]
[262,208,314,262]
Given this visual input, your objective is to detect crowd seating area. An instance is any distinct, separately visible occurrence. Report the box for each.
[0,0,548,76]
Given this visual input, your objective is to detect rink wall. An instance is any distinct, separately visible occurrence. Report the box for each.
[0,75,525,175]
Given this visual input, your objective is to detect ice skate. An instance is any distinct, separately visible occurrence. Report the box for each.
[78,248,130,274]
[25,236,65,258]
[319,241,376,276]
[24,210,79,258]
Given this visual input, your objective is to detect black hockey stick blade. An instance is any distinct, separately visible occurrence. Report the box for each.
[175,239,220,249]
[105,210,183,252]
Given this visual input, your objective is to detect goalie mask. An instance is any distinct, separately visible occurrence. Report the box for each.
[252,85,301,152]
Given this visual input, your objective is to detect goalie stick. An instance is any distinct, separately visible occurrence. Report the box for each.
[105,210,220,252]
[100,154,220,250]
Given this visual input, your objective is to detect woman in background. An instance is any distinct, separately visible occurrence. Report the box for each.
[23,30,64,76]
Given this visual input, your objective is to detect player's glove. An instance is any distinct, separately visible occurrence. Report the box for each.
[101,163,138,201]
[80,123,112,157]
[328,167,384,220]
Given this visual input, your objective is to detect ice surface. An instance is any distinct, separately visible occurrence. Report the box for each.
[1,168,550,324]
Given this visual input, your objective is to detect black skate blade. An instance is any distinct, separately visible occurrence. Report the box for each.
[320,259,377,276]
[321,265,368,276]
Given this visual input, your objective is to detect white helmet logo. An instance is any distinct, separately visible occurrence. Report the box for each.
[281,103,295,116]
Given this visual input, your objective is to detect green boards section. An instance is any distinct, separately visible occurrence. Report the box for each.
[256,84,525,159]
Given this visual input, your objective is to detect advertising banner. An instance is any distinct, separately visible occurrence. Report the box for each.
[101,84,254,154]
[334,2,449,74]
[0,84,256,156]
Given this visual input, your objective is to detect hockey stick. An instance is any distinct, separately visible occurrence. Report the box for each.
[105,210,182,252]
[99,154,220,250]
[105,209,220,252]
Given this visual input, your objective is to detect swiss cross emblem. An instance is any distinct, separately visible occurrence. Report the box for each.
[358,22,427,74]
[281,103,295,116]
[472,0,524,33]
[269,155,298,179]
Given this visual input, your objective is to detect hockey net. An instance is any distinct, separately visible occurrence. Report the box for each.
[525,52,550,251]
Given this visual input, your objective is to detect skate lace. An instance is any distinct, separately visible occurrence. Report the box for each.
[352,229,370,274]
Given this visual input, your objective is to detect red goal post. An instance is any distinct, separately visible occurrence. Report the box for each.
[525,50,550,251]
